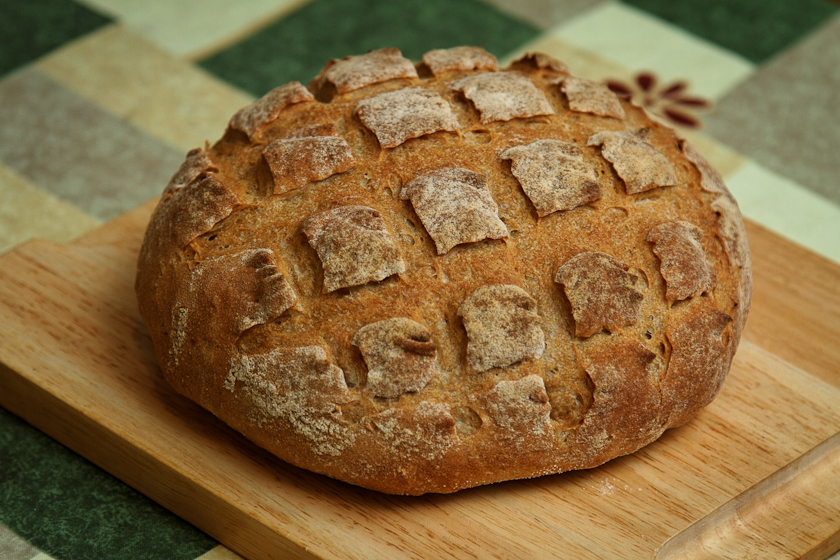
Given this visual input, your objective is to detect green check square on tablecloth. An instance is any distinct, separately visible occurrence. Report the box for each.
[199,0,541,96]
[0,407,217,559]
[622,0,838,63]
[0,0,112,77]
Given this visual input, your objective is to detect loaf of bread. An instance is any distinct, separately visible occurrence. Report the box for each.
[135,47,752,495]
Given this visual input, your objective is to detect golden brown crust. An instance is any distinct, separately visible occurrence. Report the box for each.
[135,50,752,495]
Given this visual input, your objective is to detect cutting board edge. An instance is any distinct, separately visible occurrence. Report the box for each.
[0,359,325,560]
[654,431,840,560]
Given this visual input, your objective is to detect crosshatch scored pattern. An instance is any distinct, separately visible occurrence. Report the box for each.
[136,46,749,497]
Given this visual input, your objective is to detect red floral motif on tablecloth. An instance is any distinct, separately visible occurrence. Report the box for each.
[606,72,712,129]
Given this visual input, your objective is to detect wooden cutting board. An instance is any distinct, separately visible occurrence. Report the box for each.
[1,201,839,560]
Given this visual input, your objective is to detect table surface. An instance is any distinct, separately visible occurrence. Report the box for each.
[1,1,840,559]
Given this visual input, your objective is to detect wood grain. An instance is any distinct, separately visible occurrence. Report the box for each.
[656,432,840,560]
[743,220,840,389]
[1,204,839,559]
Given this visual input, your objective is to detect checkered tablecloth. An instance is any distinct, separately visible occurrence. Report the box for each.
[1,0,839,558]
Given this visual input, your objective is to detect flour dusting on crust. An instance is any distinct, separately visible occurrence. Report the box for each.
[681,139,728,195]
[483,375,552,447]
[164,148,217,198]
[648,221,715,302]
[588,129,677,194]
[509,52,570,75]
[501,139,600,216]
[177,248,297,345]
[229,82,314,140]
[315,48,418,95]
[226,346,354,455]
[367,401,457,461]
[453,72,554,123]
[662,306,733,427]
[303,205,406,292]
[423,46,498,75]
[353,318,437,398]
[290,123,338,138]
[556,76,625,119]
[151,176,240,249]
[263,136,355,194]
[555,252,644,338]
[570,342,663,464]
[712,195,749,269]
[136,49,752,496]
[401,167,508,254]
[356,88,460,148]
[458,284,545,372]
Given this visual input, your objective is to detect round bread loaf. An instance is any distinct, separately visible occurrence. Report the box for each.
[136,47,752,495]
